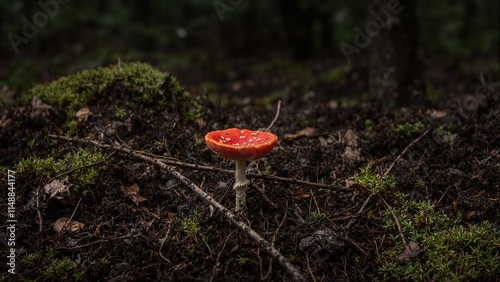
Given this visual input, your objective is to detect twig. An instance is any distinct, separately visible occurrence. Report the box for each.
[265,100,281,132]
[49,134,306,282]
[435,184,453,207]
[251,183,278,209]
[210,230,237,282]
[36,186,43,232]
[46,151,116,184]
[345,235,367,256]
[55,235,140,250]
[49,135,348,192]
[305,253,317,282]
[344,192,374,232]
[271,207,287,246]
[381,197,408,250]
[159,225,172,263]
[344,128,431,233]
[264,208,288,280]
[55,198,82,235]
[158,159,348,191]
[383,128,431,177]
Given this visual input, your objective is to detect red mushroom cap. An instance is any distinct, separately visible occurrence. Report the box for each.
[205,128,278,161]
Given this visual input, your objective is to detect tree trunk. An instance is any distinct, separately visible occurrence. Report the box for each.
[280,0,313,61]
[368,0,425,108]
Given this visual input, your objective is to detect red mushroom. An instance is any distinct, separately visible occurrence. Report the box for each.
[205,128,278,211]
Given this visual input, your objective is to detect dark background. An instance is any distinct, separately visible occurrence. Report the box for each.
[1,0,498,104]
[1,2,499,281]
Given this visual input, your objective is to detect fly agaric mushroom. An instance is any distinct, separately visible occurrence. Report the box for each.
[205,128,278,211]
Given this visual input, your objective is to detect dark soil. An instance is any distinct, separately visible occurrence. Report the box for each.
[1,59,499,281]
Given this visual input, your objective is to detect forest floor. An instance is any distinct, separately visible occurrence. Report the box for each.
[1,58,499,281]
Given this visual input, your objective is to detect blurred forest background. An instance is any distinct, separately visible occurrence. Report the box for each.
[0,0,498,105]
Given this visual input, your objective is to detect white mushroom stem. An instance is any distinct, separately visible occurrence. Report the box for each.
[234,158,250,211]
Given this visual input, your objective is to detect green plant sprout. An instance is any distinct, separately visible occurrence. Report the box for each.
[114,106,128,118]
[308,211,323,222]
[351,164,396,194]
[437,126,456,145]
[415,178,426,189]
[154,140,164,150]
[180,212,201,237]
[395,121,424,136]
[364,119,374,135]
[263,165,272,175]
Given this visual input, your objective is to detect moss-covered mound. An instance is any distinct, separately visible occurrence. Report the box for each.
[29,62,188,111]
[23,62,212,139]
[0,62,215,169]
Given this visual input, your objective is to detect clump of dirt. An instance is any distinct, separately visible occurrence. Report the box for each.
[1,62,499,281]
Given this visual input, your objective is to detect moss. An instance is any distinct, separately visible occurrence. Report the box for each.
[21,249,83,281]
[395,121,425,137]
[17,156,62,178]
[351,164,396,194]
[43,257,78,279]
[27,62,191,113]
[375,193,500,281]
[16,148,106,192]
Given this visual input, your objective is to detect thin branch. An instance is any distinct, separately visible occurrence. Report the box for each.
[50,135,349,192]
[36,187,43,232]
[305,253,317,282]
[251,183,278,209]
[159,225,172,263]
[381,197,408,249]
[49,134,305,282]
[344,192,374,232]
[383,128,431,177]
[157,158,348,191]
[53,197,82,236]
[46,151,116,185]
[265,100,281,132]
[210,230,237,282]
[55,235,140,250]
[344,128,431,233]
[264,207,288,279]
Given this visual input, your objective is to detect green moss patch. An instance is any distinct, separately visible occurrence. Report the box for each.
[374,193,500,281]
[17,147,107,193]
[28,62,189,112]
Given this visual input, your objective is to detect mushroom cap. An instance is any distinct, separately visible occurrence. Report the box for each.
[205,128,278,161]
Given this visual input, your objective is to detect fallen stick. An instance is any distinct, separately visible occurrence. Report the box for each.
[48,134,305,282]
[139,152,349,191]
